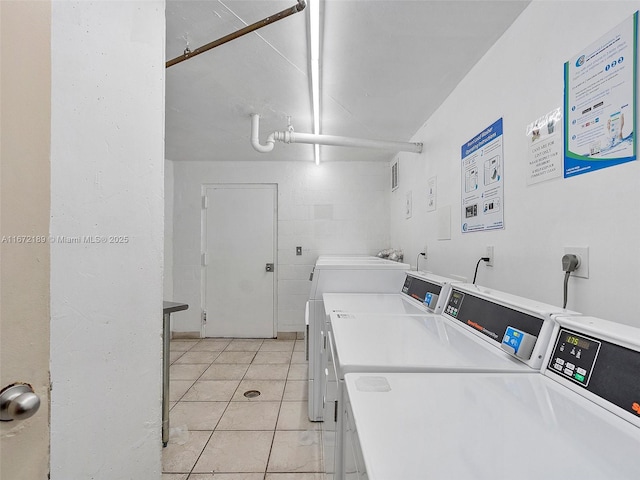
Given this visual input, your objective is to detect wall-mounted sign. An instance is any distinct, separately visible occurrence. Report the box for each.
[564,12,637,177]
[461,118,504,233]
[526,107,563,185]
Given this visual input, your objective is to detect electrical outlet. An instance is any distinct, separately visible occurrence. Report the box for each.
[424,245,428,258]
[296,246,302,256]
[564,246,589,278]
[485,245,494,267]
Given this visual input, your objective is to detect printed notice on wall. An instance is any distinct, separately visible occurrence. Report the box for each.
[564,11,637,178]
[461,118,504,233]
[526,108,563,185]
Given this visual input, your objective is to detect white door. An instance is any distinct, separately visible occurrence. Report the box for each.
[0,1,51,478]
[203,184,277,338]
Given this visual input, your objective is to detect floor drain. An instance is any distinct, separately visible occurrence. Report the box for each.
[243,390,261,398]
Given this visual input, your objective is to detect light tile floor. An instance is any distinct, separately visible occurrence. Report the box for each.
[162,337,324,480]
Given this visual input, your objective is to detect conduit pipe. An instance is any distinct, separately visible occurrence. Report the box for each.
[250,114,423,154]
[166,0,306,68]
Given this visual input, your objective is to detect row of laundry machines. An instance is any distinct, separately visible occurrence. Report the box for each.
[305,255,640,479]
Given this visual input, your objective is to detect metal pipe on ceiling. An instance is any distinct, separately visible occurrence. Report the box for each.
[166,0,307,68]
[250,114,424,154]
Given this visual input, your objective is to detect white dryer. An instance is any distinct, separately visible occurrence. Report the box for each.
[324,271,455,316]
[305,255,409,421]
[342,315,640,479]
[323,285,576,480]
[316,271,455,424]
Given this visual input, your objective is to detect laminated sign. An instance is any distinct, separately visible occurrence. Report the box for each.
[564,12,638,177]
[461,118,504,233]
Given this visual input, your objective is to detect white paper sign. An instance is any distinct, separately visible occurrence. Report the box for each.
[526,108,563,185]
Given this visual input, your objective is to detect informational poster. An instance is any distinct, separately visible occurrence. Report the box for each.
[526,108,563,185]
[427,177,437,212]
[564,12,637,177]
[461,118,504,233]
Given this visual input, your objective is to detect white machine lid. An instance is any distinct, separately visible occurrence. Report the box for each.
[344,372,640,480]
[330,313,527,374]
[323,293,428,316]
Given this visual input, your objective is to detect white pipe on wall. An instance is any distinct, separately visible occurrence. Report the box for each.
[251,114,276,152]
[250,114,423,154]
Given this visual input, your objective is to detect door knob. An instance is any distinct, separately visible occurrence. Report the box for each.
[0,383,41,422]
[265,263,274,272]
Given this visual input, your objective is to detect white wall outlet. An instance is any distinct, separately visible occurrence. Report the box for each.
[564,246,589,279]
[485,245,494,267]
[424,245,428,258]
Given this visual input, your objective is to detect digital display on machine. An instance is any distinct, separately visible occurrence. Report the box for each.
[564,334,592,350]
[444,291,464,317]
[401,276,412,294]
[548,329,601,387]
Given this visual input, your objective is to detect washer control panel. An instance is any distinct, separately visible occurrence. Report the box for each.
[443,289,544,348]
[401,275,445,313]
[548,329,601,387]
[546,325,640,420]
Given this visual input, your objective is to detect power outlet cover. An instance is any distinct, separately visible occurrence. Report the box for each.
[486,245,494,267]
[564,246,589,278]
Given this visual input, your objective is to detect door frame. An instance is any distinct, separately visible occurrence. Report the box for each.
[200,183,278,338]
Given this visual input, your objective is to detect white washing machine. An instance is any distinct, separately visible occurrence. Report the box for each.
[324,271,455,317]
[342,315,640,479]
[323,285,576,480]
[305,255,409,421]
[319,271,456,428]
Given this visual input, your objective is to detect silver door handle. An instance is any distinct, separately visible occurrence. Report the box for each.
[0,383,41,422]
[265,263,274,272]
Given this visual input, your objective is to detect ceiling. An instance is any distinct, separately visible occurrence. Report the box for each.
[165,0,530,163]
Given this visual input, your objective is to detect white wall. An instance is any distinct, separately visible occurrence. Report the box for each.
[391,1,640,327]
[169,160,391,333]
[50,2,165,478]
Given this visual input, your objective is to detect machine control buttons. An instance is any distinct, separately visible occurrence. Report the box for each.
[500,326,537,360]
[445,291,464,318]
[547,329,602,387]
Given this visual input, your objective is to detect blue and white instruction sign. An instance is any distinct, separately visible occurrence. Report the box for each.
[461,118,504,233]
[564,11,637,177]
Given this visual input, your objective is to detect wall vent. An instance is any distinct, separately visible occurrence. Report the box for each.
[391,161,399,191]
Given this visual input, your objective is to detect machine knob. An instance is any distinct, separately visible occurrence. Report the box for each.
[0,384,41,422]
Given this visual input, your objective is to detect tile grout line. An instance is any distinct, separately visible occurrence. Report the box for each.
[185,338,256,477]
[169,339,235,477]
[262,345,292,478]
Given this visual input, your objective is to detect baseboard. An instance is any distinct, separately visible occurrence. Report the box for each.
[171,331,200,339]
